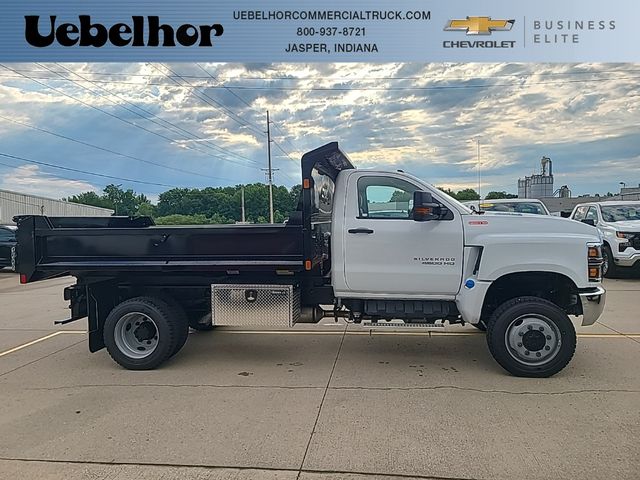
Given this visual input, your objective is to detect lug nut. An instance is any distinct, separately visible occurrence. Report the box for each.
[545,346,551,351]
[519,332,524,337]
[536,352,541,357]
[517,342,523,347]
[539,327,544,331]
[527,325,533,330]
[524,351,530,355]
[546,335,552,340]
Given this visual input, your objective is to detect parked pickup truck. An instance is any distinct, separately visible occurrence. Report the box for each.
[14,143,606,377]
[463,199,551,216]
[570,201,640,277]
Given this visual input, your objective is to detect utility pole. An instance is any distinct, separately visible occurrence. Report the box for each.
[266,110,274,224]
[476,138,481,200]
[241,186,246,223]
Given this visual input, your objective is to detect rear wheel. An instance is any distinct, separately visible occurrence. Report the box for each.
[486,296,576,378]
[104,297,180,370]
[162,297,189,357]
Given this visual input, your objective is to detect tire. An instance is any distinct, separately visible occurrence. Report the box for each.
[189,313,215,332]
[164,298,189,358]
[103,297,180,370]
[486,296,576,378]
[602,244,620,278]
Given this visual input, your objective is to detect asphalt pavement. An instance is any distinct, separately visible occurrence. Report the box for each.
[1,270,638,480]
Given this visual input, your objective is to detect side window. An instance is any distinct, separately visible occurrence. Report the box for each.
[585,207,598,222]
[573,206,588,221]
[357,177,419,219]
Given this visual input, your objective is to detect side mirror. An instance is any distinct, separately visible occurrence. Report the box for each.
[413,191,442,221]
[581,219,596,226]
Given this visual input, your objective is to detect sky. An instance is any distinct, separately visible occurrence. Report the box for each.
[0,62,639,202]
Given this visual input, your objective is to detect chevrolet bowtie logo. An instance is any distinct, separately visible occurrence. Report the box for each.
[445,17,515,35]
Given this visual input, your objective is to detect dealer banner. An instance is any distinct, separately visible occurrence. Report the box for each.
[0,0,639,62]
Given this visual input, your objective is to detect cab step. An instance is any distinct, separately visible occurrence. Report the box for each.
[360,321,444,328]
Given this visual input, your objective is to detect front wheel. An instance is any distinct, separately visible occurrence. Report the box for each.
[486,297,576,378]
[104,297,181,370]
[602,244,620,278]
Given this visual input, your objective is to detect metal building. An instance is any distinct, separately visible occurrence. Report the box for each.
[0,189,113,225]
[518,156,554,199]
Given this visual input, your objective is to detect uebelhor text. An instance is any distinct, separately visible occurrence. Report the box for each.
[24,16,224,48]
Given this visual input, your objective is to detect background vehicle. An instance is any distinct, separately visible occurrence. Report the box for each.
[464,199,550,215]
[571,201,640,277]
[14,143,605,377]
[0,225,17,271]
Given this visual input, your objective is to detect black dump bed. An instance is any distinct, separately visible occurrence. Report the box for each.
[14,142,355,283]
[14,215,304,282]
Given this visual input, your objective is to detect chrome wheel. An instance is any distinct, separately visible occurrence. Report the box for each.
[504,314,561,366]
[113,312,159,359]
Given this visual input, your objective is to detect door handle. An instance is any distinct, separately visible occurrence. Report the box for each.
[348,228,374,234]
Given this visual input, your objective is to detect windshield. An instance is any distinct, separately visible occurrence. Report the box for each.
[479,202,548,215]
[601,205,640,222]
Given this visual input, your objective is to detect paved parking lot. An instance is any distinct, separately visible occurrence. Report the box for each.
[1,270,639,480]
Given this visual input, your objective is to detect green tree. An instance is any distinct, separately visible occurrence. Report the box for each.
[137,202,156,217]
[485,191,518,200]
[65,191,113,209]
[66,184,152,216]
[70,183,302,224]
[102,184,151,216]
[390,190,412,202]
[289,184,302,209]
[455,188,481,201]
[438,187,458,200]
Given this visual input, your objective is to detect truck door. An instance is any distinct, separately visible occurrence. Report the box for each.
[342,174,464,296]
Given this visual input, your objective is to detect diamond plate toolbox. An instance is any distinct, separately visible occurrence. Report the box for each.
[211,284,300,327]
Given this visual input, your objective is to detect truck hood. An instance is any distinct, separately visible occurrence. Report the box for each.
[463,214,601,288]
[463,213,600,239]
[601,220,640,231]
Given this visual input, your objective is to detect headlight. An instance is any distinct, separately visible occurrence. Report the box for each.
[587,243,603,282]
[616,231,635,239]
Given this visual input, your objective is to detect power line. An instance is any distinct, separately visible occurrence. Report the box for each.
[216,75,640,91]
[270,122,302,158]
[0,114,241,183]
[4,70,640,92]
[195,63,255,110]
[52,63,261,166]
[1,64,262,171]
[0,152,182,188]
[38,63,261,168]
[7,66,640,81]
[0,159,117,192]
[152,63,266,137]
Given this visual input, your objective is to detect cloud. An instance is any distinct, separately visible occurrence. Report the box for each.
[0,62,638,197]
[0,165,98,199]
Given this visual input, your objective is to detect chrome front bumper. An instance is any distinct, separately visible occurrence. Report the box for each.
[614,251,640,268]
[579,286,606,326]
